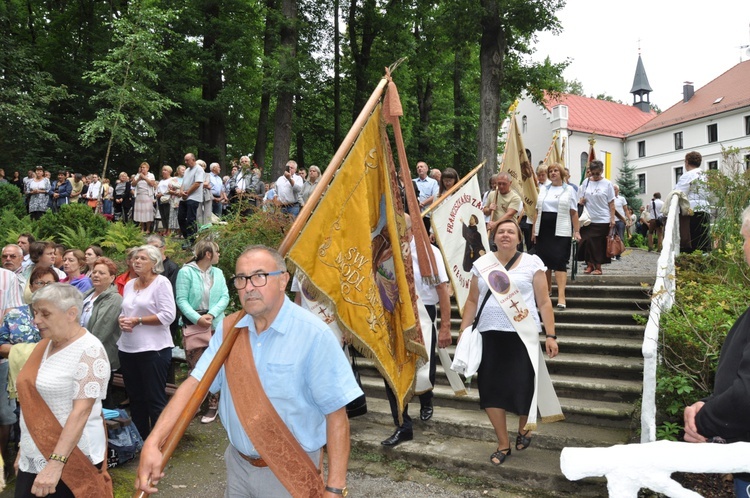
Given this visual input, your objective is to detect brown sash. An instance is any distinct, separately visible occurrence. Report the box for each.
[223,311,324,498]
[16,338,113,498]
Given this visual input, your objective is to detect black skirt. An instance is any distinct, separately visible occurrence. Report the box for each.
[477,331,534,415]
[535,212,572,271]
[577,222,611,265]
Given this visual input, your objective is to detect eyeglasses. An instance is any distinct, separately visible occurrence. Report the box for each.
[32,280,54,287]
[231,271,286,290]
[2,254,18,259]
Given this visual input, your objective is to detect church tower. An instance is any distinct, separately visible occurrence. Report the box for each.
[630,54,652,113]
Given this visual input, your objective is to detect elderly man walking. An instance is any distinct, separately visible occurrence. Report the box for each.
[137,245,362,497]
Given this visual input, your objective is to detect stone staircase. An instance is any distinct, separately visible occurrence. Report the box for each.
[349,275,652,496]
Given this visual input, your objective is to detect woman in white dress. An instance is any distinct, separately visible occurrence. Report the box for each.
[133,162,157,233]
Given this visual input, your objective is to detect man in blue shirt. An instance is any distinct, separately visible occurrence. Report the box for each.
[137,245,362,497]
[209,162,226,216]
[415,161,439,234]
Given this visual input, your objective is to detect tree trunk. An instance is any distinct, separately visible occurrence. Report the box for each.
[295,93,304,168]
[254,0,278,172]
[477,0,505,189]
[333,0,341,150]
[199,0,226,166]
[453,45,468,170]
[270,0,297,180]
[348,0,379,123]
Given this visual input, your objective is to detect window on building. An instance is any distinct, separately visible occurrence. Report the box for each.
[675,167,683,183]
[745,154,750,171]
[638,141,646,158]
[522,115,528,133]
[707,160,718,171]
[580,152,588,170]
[674,132,683,150]
[707,123,718,143]
[745,116,750,136]
[638,174,646,194]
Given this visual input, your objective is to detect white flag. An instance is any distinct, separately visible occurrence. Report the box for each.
[430,175,490,316]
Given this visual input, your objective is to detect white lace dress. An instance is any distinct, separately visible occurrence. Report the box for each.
[18,332,110,473]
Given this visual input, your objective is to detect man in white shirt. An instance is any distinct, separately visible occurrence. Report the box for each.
[177,153,206,245]
[87,174,102,210]
[275,160,303,218]
[647,192,665,252]
[2,244,25,292]
[382,214,452,447]
[209,163,226,216]
[674,151,711,253]
[415,161,439,234]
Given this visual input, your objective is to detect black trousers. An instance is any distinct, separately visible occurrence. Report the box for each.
[118,347,171,440]
[384,304,437,430]
[177,199,200,242]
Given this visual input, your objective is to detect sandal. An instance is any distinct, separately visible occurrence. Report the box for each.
[516,430,532,451]
[490,448,511,466]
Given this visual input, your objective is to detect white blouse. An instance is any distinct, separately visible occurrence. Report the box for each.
[19,332,110,473]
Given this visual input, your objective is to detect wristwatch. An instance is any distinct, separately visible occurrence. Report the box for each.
[325,485,348,496]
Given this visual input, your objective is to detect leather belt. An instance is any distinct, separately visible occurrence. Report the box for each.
[281,202,300,208]
[238,450,268,467]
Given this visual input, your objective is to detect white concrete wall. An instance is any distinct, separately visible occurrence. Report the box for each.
[626,107,750,205]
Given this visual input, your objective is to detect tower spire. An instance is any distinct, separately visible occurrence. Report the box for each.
[630,53,652,113]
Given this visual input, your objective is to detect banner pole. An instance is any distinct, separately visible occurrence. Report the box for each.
[420,161,486,218]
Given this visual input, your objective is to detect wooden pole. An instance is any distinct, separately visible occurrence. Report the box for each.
[420,161,486,218]
[278,77,389,256]
[134,76,390,498]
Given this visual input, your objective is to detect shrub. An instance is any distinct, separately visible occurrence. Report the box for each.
[201,209,292,310]
[35,203,109,242]
[58,225,105,252]
[102,222,146,255]
[0,211,33,245]
[0,183,26,219]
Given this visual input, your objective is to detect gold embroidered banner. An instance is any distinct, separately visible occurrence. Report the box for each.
[287,104,423,415]
[501,104,538,223]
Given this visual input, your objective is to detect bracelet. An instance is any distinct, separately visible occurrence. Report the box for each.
[546,334,557,340]
[138,316,143,325]
[49,453,68,464]
[325,485,348,496]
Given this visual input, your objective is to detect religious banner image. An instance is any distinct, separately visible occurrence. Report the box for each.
[430,175,489,315]
[287,103,424,415]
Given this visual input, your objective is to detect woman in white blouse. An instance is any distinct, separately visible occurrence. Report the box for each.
[532,164,581,308]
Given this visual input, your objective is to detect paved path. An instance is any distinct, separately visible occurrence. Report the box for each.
[571,247,660,279]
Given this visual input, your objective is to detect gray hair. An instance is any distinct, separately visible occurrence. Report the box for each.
[147,234,166,249]
[742,205,750,231]
[286,160,297,170]
[2,244,23,257]
[135,244,164,274]
[239,245,287,272]
[308,165,321,175]
[497,172,511,183]
[32,283,84,322]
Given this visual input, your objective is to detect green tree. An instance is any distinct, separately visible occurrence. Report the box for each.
[477,0,567,188]
[80,2,178,179]
[616,157,642,211]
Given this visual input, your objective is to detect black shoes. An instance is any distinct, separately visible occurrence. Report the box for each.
[381,428,413,447]
[419,403,434,421]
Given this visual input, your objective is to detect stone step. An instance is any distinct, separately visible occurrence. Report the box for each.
[550,296,652,311]
[350,408,609,496]
[546,353,643,381]
[357,356,642,404]
[554,321,645,339]
[359,377,635,427]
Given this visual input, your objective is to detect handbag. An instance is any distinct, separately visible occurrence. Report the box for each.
[345,346,367,418]
[183,323,212,351]
[578,206,592,227]
[606,227,625,258]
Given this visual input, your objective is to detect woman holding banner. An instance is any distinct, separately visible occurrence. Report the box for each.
[459,219,561,466]
[532,164,581,309]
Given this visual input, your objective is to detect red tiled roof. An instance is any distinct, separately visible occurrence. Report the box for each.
[544,93,656,139]
[630,60,750,136]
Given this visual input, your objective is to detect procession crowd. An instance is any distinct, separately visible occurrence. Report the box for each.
[0,148,736,498]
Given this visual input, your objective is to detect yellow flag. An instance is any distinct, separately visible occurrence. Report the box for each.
[287,104,424,415]
[501,111,538,223]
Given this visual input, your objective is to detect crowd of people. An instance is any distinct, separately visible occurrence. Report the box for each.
[0,149,723,497]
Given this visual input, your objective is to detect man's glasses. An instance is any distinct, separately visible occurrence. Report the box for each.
[231,271,286,290]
